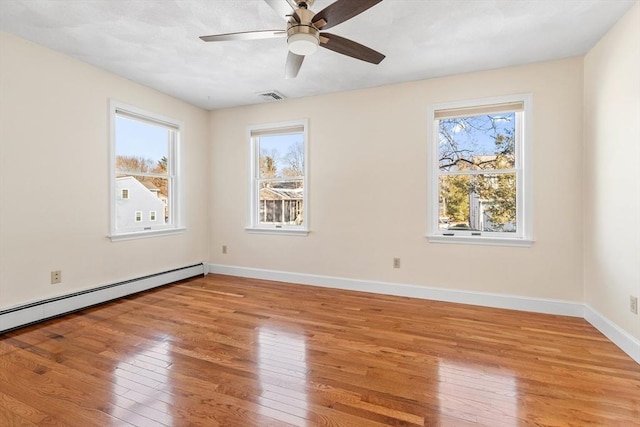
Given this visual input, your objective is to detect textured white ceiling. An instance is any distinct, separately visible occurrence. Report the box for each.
[0,0,636,110]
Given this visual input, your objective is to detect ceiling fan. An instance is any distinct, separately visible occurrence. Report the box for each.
[200,0,385,79]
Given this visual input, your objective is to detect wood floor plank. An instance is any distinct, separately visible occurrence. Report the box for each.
[1,273,639,426]
[0,391,64,426]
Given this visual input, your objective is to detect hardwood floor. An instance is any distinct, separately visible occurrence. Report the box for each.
[1,274,638,426]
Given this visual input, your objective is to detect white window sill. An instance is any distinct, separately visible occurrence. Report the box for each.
[245,227,309,236]
[109,227,186,242]
[426,234,534,247]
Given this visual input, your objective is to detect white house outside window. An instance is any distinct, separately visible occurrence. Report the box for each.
[427,94,532,246]
[247,119,309,235]
[109,100,183,241]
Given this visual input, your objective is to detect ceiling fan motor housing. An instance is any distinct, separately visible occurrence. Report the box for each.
[287,6,320,55]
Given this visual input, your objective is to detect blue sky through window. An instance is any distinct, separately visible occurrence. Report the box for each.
[115,116,169,164]
[259,133,304,176]
[439,113,515,171]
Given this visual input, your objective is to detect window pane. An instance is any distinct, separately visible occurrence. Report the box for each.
[115,115,169,175]
[258,133,304,179]
[438,113,515,172]
[259,180,304,225]
[116,175,170,229]
[439,173,516,232]
[250,120,307,231]
[111,102,181,238]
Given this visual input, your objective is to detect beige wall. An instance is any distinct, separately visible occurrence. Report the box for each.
[584,3,640,340]
[210,57,585,301]
[0,32,210,308]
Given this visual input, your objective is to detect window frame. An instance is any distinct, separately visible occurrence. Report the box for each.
[427,94,533,247]
[109,100,184,242]
[246,119,309,236]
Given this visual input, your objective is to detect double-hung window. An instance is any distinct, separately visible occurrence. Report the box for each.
[109,100,183,241]
[427,94,532,246]
[247,119,309,235]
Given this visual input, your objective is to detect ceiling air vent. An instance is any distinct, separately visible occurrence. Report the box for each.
[257,90,286,102]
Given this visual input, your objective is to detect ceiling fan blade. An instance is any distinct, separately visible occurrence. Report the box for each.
[312,0,383,30]
[285,51,305,79]
[264,0,300,22]
[320,33,385,64]
[200,30,286,42]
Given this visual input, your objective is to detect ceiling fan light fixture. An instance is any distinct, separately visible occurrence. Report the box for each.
[287,31,319,55]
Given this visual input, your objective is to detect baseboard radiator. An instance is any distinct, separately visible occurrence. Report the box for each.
[0,263,205,333]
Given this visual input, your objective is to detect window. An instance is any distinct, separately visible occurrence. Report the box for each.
[110,100,183,241]
[427,94,532,246]
[247,120,308,235]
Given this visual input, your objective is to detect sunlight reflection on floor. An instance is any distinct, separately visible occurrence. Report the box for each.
[438,361,518,426]
[112,341,175,425]
[257,326,310,426]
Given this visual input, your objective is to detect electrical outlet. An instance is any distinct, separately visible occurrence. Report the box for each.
[222,245,227,254]
[51,270,61,284]
[631,296,638,315]
[393,258,401,269]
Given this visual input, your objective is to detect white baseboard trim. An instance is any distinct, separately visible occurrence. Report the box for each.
[207,263,639,364]
[584,305,640,364]
[207,264,584,316]
[0,263,205,333]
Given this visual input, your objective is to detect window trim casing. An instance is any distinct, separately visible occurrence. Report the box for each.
[246,119,309,236]
[109,100,185,242]
[426,94,533,247]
